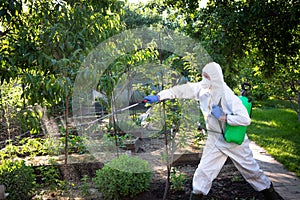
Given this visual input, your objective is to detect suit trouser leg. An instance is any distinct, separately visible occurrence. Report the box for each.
[224,138,271,191]
[192,137,270,194]
[192,145,228,195]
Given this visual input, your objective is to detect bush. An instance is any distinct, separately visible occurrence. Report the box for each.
[170,167,188,191]
[34,165,62,190]
[93,154,152,200]
[0,159,35,199]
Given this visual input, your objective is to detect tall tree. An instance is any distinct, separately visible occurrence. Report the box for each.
[1,0,125,106]
[0,0,126,142]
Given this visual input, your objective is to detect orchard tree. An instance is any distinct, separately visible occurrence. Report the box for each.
[0,0,125,119]
[1,0,125,106]
[0,0,126,162]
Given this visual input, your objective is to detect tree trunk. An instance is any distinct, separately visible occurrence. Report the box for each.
[64,95,69,165]
[298,92,300,122]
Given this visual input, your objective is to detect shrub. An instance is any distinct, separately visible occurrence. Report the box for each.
[34,165,62,190]
[0,159,35,199]
[93,154,152,200]
[170,167,188,191]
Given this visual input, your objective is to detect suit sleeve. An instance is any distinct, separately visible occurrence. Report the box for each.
[158,82,202,101]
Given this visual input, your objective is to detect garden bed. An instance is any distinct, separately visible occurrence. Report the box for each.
[30,152,267,200]
[24,136,274,199]
[5,129,276,200]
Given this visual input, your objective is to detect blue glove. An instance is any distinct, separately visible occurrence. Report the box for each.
[143,95,159,104]
[211,105,223,119]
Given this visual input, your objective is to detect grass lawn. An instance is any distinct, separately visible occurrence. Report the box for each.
[247,100,300,178]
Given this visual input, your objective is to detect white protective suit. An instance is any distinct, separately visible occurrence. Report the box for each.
[158,62,271,195]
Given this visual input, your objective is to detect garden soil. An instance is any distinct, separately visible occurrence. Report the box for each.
[150,159,266,200]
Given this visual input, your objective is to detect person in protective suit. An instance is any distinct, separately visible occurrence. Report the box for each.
[144,62,282,200]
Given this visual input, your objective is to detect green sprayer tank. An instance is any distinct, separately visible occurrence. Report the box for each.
[224,96,252,145]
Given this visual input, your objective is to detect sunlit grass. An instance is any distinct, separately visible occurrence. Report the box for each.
[247,102,300,178]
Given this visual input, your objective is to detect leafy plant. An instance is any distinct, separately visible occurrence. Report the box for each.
[80,175,90,196]
[19,138,47,157]
[104,133,133,149]
[34,164,62,190]
[93,154,152,200]
[0,143,19,159]
[0,159,35,199]
[231,174,243,182]
[170,167,188,191]
[0,138,61,159]
[60,133,87,154]
[17,107,43,135]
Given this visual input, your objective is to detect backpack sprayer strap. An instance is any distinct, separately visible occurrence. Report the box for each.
[217,98,225,136]
[198,97,224,135]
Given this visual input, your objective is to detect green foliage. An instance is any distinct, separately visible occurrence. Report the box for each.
[0,160,35,199]
[248,101,300,177]
[170,167,187,191]
[60,133,87,154]
[97,47,159,111]
[0,135,86,160]
[80,175,91,196]
[19,138,47,157]
[93,154,152,200]
[0,138,51,159]
[0,0,22,24]
[196,0,298,75]
[0,143,19,159]
[1,0,126,108]
[0,80,44,135]
[123,0,162,29]
[158,0,299,108]
[194,131,207,148]
[231,174,243,183]
[35,164,62,190]
[0,81,23,136]
[17,107,43,134]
